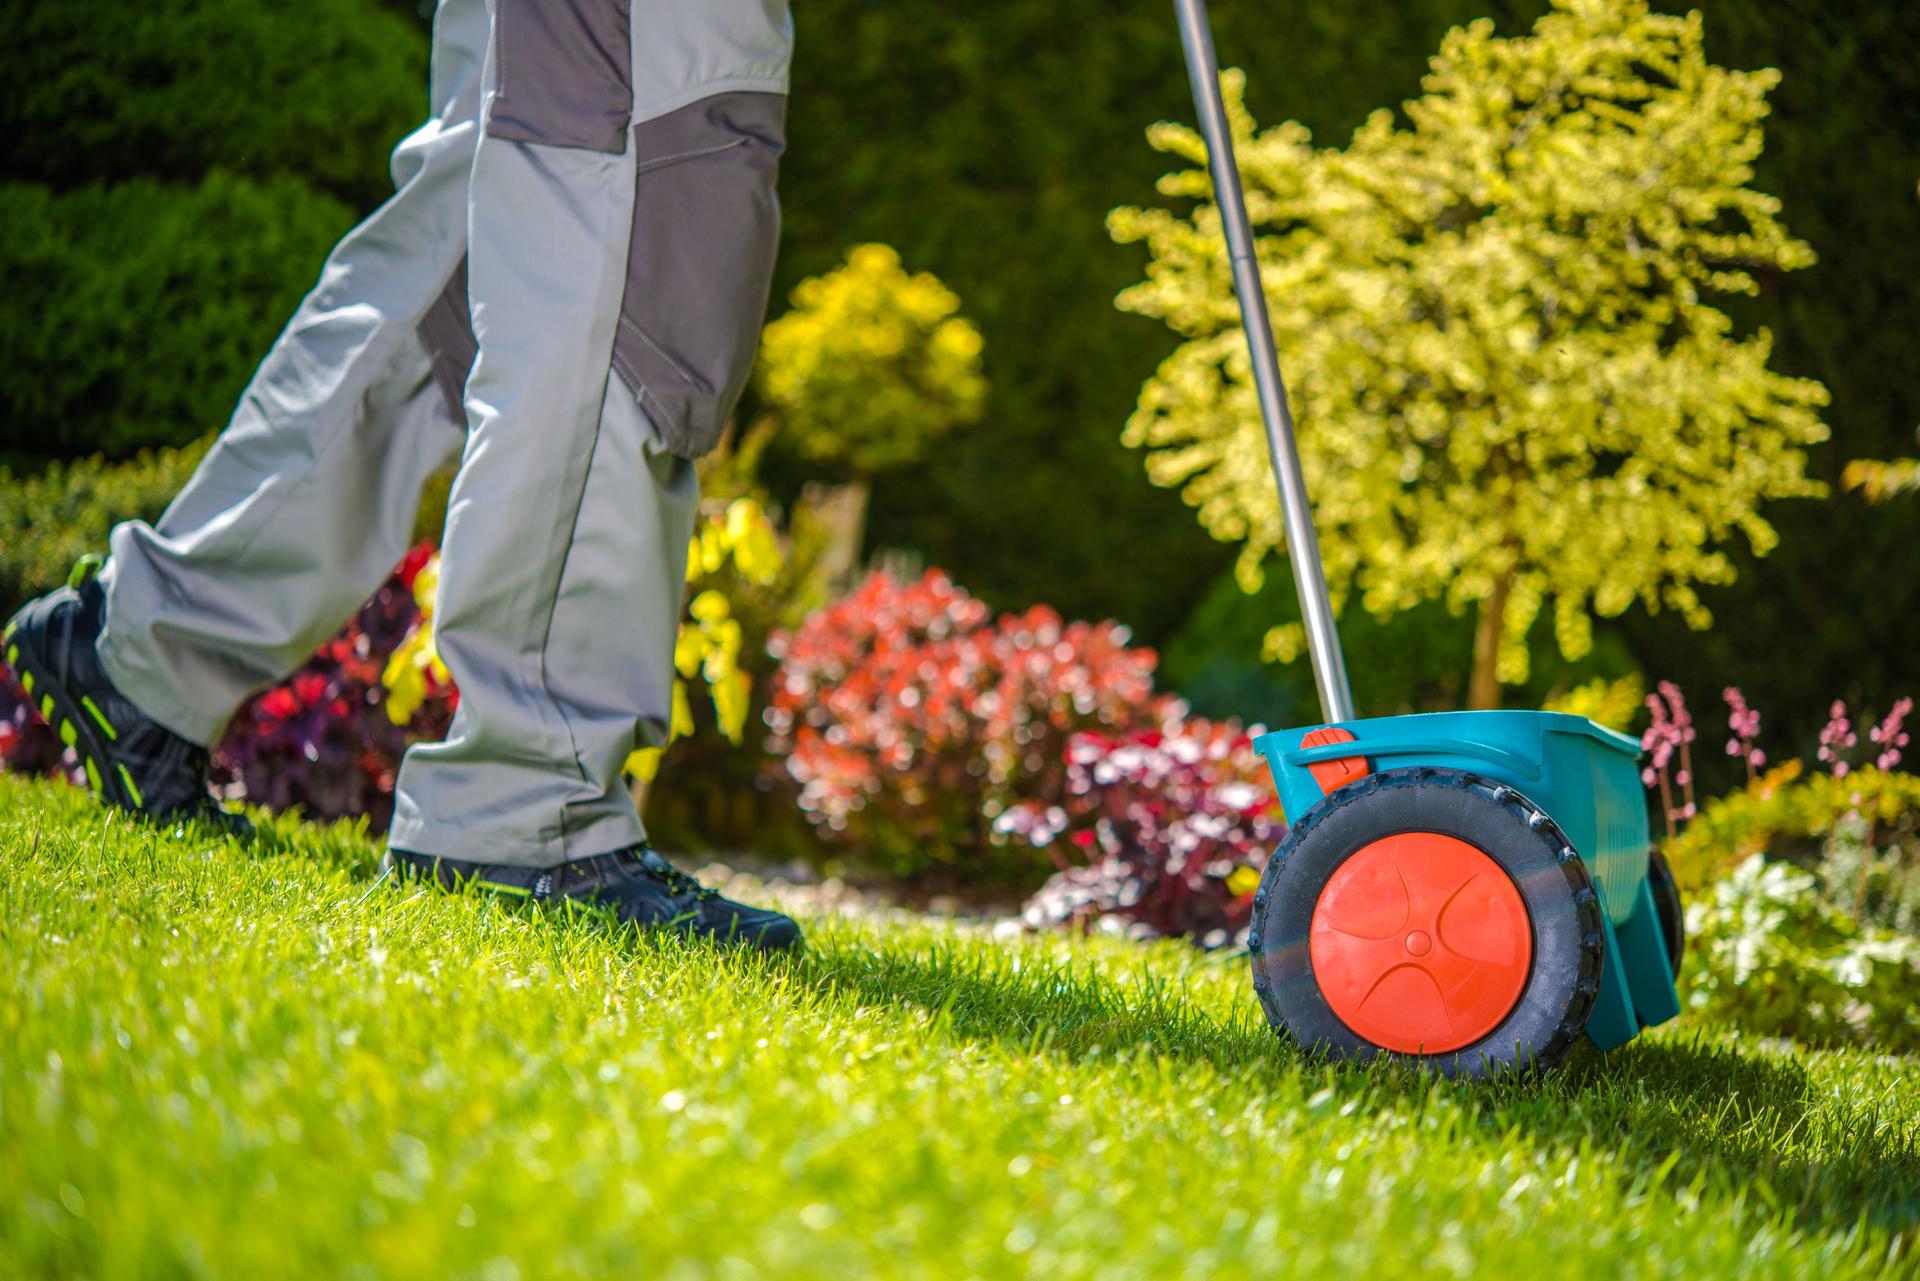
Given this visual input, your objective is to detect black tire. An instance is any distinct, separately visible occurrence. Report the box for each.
[1646,845,1684,974]
[1249,766,1606,1078]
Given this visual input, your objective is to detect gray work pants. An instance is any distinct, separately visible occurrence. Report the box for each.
[94,0,793,866]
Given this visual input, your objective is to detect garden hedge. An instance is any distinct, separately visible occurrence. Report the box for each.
[0,174,354,461]
[0,437,210,614]
[0,0,426,209]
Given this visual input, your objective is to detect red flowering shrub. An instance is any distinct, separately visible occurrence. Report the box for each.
[765,568,1159,882]
[997,714,1284,948]
[210,543,454,828]
[0,544,454,831]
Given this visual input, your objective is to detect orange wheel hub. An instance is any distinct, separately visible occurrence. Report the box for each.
[1309,832,1532,1054]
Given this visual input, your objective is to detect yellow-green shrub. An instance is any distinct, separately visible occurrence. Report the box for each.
[756,244,985,478]
[1543,675,1645,735]
[1111,0,1828,706]
[1664,762,1920,892]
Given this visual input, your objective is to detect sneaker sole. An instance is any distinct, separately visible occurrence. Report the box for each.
[382,851,801,951]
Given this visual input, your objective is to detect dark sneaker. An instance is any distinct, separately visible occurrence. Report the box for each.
[3,559,251,837]
[383,844,804,952]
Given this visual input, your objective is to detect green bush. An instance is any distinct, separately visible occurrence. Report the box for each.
[0,437,211,613]
[1685,853,1920,1051]
[0,0,426,207]
[1661,752,1920,1050]
[0,0,423,467]
[0,174,354,461]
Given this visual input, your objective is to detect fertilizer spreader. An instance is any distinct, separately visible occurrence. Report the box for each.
[1173,0,1682,1075]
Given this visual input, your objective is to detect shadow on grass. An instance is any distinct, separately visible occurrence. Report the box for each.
[226,799,1920,1252]
[796,932,1920,1249]
[1565,1037,1920,1238]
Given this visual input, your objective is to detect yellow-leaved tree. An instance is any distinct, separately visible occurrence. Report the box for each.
[1111,0,1829,709]
[754,243,985,586]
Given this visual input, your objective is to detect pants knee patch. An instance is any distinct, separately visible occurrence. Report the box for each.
[610,91,786,460]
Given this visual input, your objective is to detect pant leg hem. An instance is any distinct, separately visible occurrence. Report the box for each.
[386,805,645,869]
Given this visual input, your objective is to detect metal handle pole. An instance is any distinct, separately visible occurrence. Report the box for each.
[1172,0,1355,724]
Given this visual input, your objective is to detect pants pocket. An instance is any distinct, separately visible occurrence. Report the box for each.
[486,0,633,153]
[610,92,786,460]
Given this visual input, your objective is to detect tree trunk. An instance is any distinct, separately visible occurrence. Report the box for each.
[808,477,872,592]
[1468,569,1515,711]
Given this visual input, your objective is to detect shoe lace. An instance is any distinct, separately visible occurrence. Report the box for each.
[626,846,717,900]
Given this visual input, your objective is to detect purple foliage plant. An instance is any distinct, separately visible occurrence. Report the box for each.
[996,712,1284,949]
[0,545,451,831]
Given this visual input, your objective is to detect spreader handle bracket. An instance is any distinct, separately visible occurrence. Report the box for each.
[1172,0,1356,724]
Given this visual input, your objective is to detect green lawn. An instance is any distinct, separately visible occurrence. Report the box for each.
[1,774,1916,1279]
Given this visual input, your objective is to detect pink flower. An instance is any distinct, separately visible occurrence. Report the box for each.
[1640,694,1678,770]
[1657,681,1696,744]
[1818,700,1857,777]
[1722,686,1764,770]
[1641,680,1697,835]
[1870,697,1912,772]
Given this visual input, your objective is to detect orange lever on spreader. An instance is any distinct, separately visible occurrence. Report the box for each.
[1300,726,1369,796]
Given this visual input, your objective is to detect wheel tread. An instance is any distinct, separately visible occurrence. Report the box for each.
[1249,766,1606,1075]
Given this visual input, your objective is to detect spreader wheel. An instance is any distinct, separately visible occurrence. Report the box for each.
[1249,767,1605,1077]
[1646,845,1684,973]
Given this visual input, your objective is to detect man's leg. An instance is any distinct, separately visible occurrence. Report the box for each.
[93,0,491,746]
[3,0,493,827]
[388,0,794,868]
